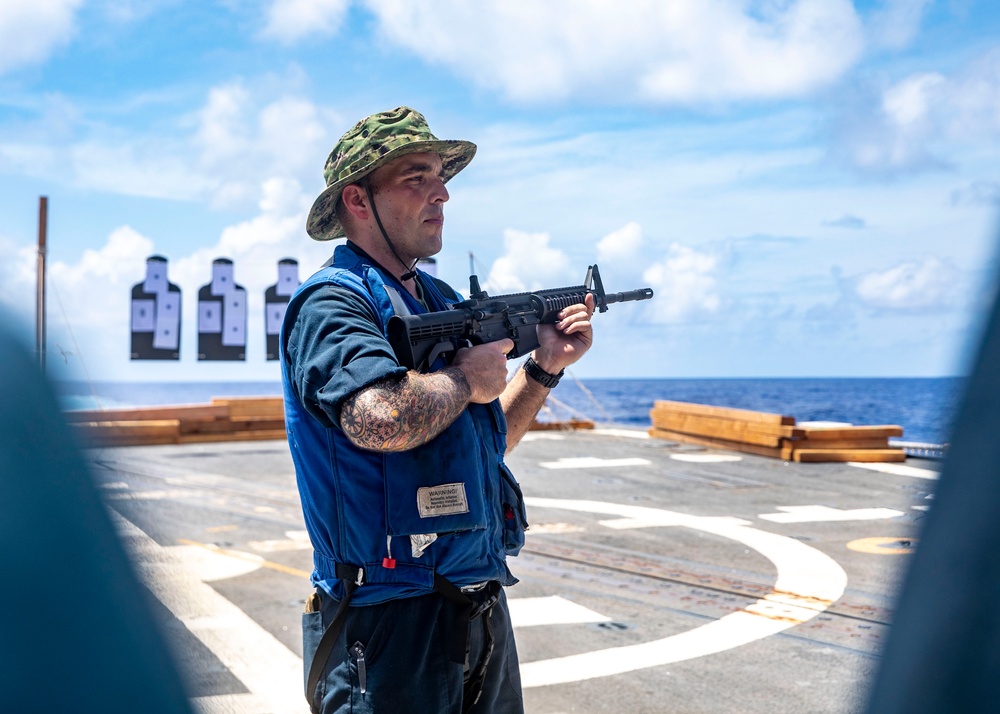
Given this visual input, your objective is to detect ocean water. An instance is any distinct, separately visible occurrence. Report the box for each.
[545,377,962,445]
[58,376,963,445]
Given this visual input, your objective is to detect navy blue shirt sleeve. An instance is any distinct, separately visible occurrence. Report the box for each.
[285,285,407,428]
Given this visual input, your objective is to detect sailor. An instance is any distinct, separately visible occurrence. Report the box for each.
[280,106,595,713]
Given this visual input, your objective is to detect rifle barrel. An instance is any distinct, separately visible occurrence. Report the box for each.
[602,288,654,305]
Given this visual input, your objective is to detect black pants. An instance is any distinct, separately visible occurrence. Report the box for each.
[304,588,524,714]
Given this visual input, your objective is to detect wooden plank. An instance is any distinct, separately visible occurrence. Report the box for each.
[177,429,288,444]
[650,419,784,447]
[648,427,787,459]
[229,417,286,432]
[178,417,287,435]
[650,411,801,445]
[649,409,803,436]
[80,434,179,447]
[74,420,181,437]
[72,420,181,447]
[652,400,795,426]
[211,397,285,418]
[529,419,595,431]
[792,437,889,450]
[799,425,904,440]
[177,419,239,435]
[65,405,228,422]
[792,448,906,463]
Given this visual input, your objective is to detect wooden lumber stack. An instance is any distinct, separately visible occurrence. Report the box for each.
[529,418,596,431]
[69,395,594,447]
[67,396,287,447]
[648,400,905,463]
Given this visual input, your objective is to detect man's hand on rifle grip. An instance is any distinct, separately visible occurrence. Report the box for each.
[453,339,514,404]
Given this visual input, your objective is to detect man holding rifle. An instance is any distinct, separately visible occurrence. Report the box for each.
[280,106,594,714]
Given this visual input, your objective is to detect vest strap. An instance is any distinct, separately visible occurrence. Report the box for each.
[305,563,364,711]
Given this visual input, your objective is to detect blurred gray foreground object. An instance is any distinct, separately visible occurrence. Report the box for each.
[0,320,194,713]
[865,269,1000,712]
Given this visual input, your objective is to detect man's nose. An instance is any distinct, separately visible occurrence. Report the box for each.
[432,178,449,203]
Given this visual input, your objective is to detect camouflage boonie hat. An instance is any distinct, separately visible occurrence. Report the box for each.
[306,106,477,241]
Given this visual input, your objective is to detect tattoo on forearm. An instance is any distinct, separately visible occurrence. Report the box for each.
[340,369,471,451]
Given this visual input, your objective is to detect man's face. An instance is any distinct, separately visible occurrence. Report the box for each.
[366,152,449,263]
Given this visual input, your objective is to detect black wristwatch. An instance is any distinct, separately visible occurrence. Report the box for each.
[523,356,564,389]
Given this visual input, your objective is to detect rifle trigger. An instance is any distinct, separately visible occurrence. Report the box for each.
[426,340,457,369]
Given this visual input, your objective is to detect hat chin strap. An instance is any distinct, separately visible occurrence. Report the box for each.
[365,183,418,282]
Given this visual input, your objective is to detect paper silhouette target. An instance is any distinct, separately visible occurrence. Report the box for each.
[130,255,181,360]
[197,258,247,361]
[265,258,301,360]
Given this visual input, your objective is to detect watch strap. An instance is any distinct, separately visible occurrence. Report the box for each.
[523,356,564,389]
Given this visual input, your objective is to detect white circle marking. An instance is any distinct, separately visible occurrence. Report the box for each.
[518,498,847,687]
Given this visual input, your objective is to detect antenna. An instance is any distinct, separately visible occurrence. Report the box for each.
[37,196,48,371]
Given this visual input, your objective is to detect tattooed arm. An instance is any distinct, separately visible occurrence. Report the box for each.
[340,339,513,452]
[339,368,470,451]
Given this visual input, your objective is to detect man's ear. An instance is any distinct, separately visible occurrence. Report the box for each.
[340,184,369,221]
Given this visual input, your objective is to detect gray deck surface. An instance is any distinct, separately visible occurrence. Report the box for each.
[87,427,936,714]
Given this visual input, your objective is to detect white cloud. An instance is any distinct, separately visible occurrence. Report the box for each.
[43,226,155,367]
[261,0,351,43]
[835,47,1000,174]
[1,78,336,211]
[364,0,864,105]
[951,180,1000,207]
[596,222,643,263]
[641,244,720,323]
[854,257,963,311]
[0,235,37,324]
[193,83,333,209]
[881,72,945,128]
[0,0,82,75]
[100,0,182,25]
[849,72,947,172]
[484,229,570,293]
[70,140,218,201]
[866,0,933,50]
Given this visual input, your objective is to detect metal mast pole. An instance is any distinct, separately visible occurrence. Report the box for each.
[36,196,47,372]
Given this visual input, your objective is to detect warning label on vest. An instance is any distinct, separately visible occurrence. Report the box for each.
[417,483,470,518]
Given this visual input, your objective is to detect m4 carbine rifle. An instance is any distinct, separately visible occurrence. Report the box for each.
[387,264,653,372]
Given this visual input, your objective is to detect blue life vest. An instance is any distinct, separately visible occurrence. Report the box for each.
[280,244,527,605]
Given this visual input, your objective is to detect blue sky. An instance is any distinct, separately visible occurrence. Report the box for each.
[1,0,998,381]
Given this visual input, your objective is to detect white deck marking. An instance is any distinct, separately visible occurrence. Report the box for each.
[193,694,266,714]
[591,428,651,439]
[528,522,587,534]
[539,457,652,469]
[600,515,751,530]
[105,488,198,501]
[758,505,905,523]
[112,513,308,714]
[521,433,567,441]
[509,596,612,628]
[172,544,265,582]
[519,498,847,688]
[249,530,312,553]
[670,453,743,463]
[848,462,940,480]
